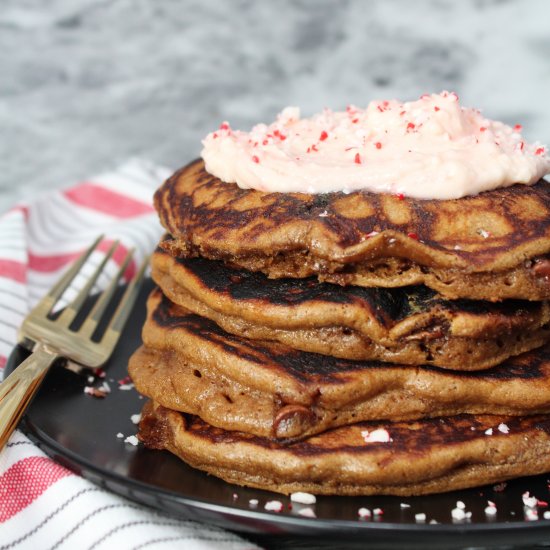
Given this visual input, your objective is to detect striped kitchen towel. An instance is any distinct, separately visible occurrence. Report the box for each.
[0,159,260,550]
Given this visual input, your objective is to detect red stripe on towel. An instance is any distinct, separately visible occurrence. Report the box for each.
[64,183,153,218]
[0,260,26,284]
[0,457,72,522]
[28,240,135,279]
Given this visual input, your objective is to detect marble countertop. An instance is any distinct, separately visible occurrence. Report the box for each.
[1,0,549,212]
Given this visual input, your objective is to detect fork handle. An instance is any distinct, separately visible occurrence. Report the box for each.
[0,344,59,450]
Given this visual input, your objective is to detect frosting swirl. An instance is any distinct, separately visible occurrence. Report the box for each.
[201,92,550,199]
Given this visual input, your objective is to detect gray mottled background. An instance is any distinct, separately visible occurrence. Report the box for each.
[1,0,549,211]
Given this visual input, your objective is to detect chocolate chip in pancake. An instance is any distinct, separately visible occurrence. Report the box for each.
[151,249,550,370]
[139,401,550,496]
[155,160,550,301]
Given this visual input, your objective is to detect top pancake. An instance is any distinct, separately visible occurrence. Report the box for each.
[155,159,550,300]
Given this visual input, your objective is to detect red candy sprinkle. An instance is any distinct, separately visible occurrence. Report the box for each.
[252,155,260,163]
[219,122,230,130]
[399,111,406,116]
[479,127,487,132]
[375,142,382,149]
[395,193,404,200]
[320,131,328,141]
[519,141,525,151]
[262,139,268,145]
[352,118,359,124]
[536,147,545,155]
[408,232,419,240]
[407,122,416,131]
[434,106,440,112]
[279,134,287,141]
[354,153,362,164]
[212,133,218,139]
[311,144,319,152]
[514,124,523,132]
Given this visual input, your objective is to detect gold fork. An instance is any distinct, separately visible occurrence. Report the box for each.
[0,236,148,449]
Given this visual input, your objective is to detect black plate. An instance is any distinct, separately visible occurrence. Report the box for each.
[7,279,550,549]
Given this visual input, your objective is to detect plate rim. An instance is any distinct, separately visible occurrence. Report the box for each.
[16,402,550,539]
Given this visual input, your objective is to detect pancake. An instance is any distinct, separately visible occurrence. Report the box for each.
[154,159,550,301]
[139,401,550,496]
[152,246,550,369]
[128,290,550,439]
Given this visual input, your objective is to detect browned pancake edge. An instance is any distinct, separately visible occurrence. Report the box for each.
[151,250,550,369]
[139,401,550,496]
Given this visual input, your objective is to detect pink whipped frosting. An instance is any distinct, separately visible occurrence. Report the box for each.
[200,92,550,199]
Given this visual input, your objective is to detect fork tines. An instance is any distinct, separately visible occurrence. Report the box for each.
[19,236,148,366]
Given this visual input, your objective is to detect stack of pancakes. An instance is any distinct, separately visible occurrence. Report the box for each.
[129,159,550,496]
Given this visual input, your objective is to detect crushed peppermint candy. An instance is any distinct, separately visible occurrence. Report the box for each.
[484,504,497,517]
[415,513,426,523]
[400,503,411,509]
[118,383,134,391]
[373,508,384,516]
[361,428,392,444]
[525,508,539,521]
[248,499,259,508]
[451,501,472,521]
[451,508,466,521]
[265,500,284,513]
[290,492,317,505]
[484,428,493,436]
[477,228,490,239]
[318,210,329,217]
[544,511,550,520]
[124,435,139,446]
[84,386,108,398]
[523,492,538,508]
[116,432,124,439]
[497,423,510,434]
[130,414,141,425]
[298,507,317,518]
[358,507,371,519]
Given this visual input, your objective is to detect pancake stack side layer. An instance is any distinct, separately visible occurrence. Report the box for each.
[128,156,550,496]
